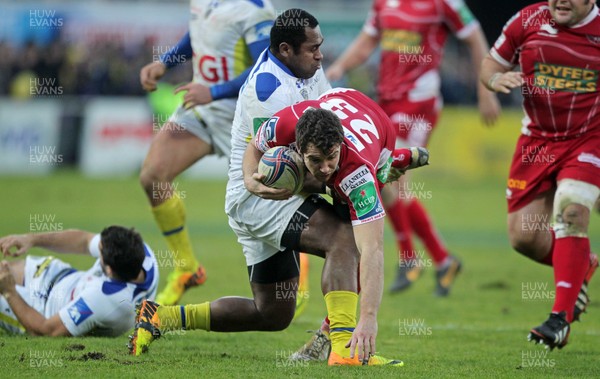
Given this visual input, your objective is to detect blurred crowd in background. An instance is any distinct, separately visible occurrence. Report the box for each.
[0,31,507,106]
[0,0,526,105]
[0,36,191,98]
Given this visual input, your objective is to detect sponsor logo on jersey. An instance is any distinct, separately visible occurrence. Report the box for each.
[507,178,527,190]
[533,63,597,93]
[349,181,380,219]
[67,298,93,326]
[381,29,422,53]
[340,166,370,194]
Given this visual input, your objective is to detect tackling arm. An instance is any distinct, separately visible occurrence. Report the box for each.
[242,142,292,200]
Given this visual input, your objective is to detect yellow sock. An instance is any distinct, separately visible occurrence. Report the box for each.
[152,195,198,272]
[324,291,358,357]
[157,302,211,331]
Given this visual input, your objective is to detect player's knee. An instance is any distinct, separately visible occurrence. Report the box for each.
[261,306,294,331]
[328,223,360,262]
[139,162,169,193]
[507,227,538,257]
[553,180,599,238]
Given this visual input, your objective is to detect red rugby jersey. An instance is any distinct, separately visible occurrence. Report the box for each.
[491,3,600,139]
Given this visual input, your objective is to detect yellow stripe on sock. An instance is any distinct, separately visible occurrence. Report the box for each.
[155,303,210,332]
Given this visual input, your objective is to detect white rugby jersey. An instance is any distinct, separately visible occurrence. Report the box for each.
[226,49,331,195]
[52,235,158,337]
[189,0,275,112]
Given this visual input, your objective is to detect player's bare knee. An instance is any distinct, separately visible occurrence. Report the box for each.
[328,224,359,263]
[260,304,294,331]
[553,180,599,239]
[508,229,539,258]
[139,162,171,195]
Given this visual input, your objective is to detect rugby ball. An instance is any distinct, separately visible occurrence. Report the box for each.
[258,146,305,194]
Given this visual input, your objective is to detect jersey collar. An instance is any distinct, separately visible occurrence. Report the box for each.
[571,5,598,28]
[267,50,295,77]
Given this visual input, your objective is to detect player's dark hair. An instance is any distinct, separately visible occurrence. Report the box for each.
[296,108,344,154]
[270,9,319,54]
[100,226,145,282]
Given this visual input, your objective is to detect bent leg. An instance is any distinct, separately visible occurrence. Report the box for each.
[550,179,599,322]
[140,123,212,207]
[507,191,555,263]
[141,123,213,298]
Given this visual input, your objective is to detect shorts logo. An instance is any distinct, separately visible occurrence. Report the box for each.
[34,257,55,278]
[508,178,527,190]
[350,182,378,218]
[67,298,93,326]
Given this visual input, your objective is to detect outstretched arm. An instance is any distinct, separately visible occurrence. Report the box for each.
[0,229,95,257]
[347,218,385,361]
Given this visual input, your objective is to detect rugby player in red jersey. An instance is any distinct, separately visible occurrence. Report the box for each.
[327,0,501,296]
[481,0,600,350]
[251,87,427,364]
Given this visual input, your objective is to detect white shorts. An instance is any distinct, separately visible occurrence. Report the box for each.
[0,256,74,334]
[169,102,234,157]
[226,187,309,266]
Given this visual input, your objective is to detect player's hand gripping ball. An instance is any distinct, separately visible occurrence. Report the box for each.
[258,146,305,194]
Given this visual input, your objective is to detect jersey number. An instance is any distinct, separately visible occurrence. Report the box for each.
[319,98,379,152]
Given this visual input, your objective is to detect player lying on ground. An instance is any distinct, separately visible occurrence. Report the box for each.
[481,0,600,350]
[128,87,427,366]
[0,227,158,336]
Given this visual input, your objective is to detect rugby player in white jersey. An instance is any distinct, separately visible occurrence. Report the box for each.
[0,226,158,337]
[138,0,275,306]
[130,10,408,366]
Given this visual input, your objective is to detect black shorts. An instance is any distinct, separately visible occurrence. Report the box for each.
[247,194,328,284]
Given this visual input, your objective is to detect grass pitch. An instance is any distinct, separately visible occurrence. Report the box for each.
[0,107,599,378]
